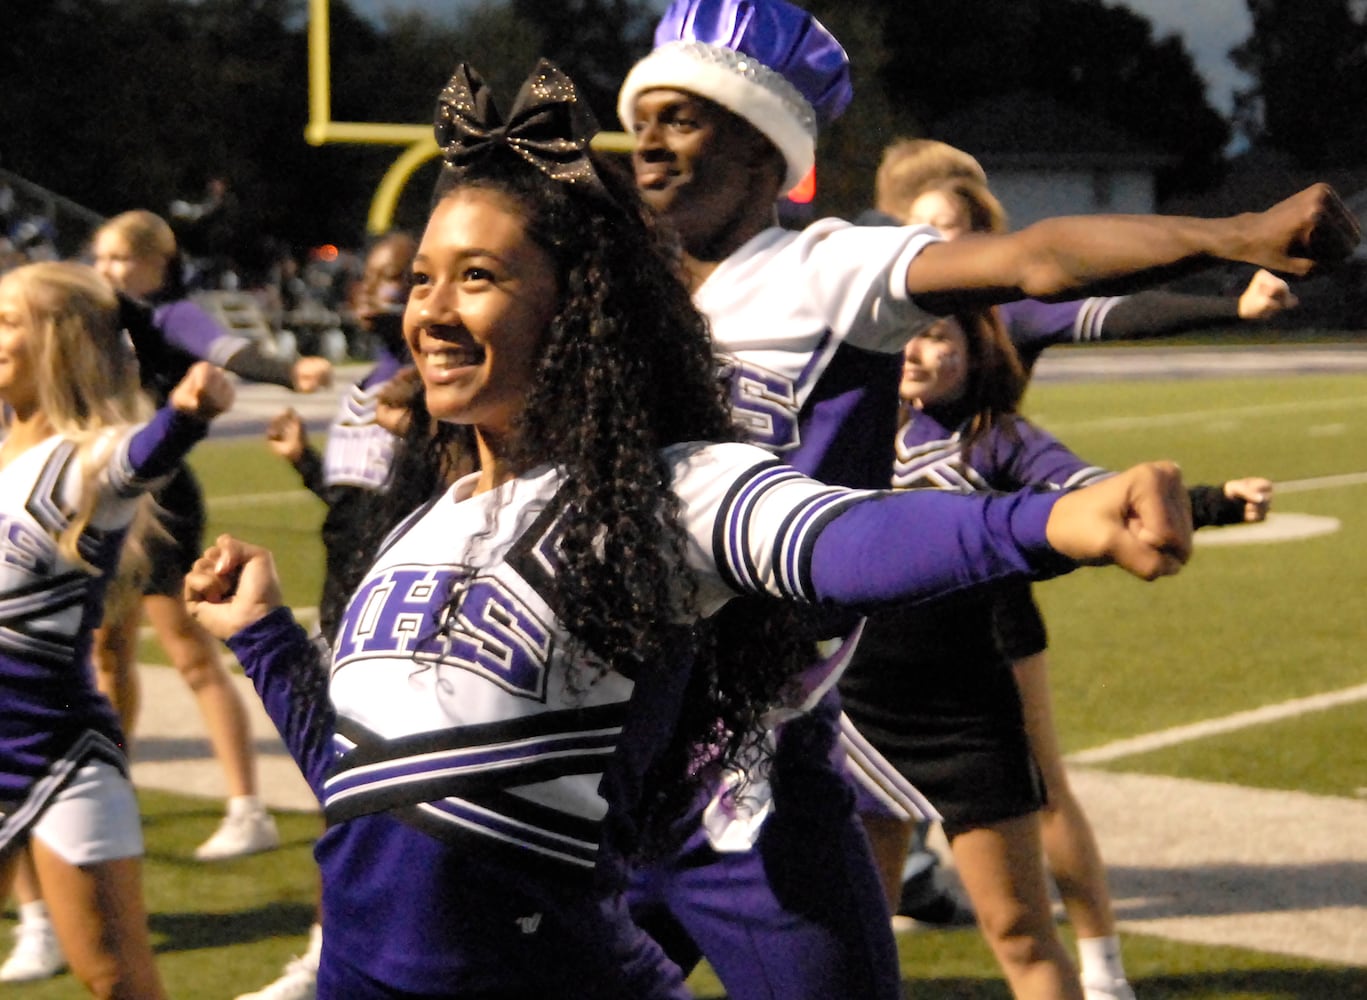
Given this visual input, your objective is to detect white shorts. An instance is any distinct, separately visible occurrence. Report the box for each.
[29,760,143,865]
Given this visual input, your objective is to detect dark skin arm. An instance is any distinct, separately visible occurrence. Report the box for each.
[906,183,1360,314]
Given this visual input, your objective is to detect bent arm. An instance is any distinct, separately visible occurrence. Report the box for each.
[120,407,211,484]
[226,608,336,800]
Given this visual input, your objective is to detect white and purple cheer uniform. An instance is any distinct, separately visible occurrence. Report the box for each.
[287,348,404,640]
[840,409,1108,833]
[0,408,211,852]
[227,440,1072,997]
[841,408,1250,832]
[628,218,951,1000]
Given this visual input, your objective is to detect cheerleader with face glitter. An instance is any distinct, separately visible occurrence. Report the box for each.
[838,309,1270,1000]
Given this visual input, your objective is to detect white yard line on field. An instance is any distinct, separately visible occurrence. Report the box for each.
[1275,471,1367,494]
[1035,395,1367,434]
[1066,682,1367,765]
[207,489,319,510]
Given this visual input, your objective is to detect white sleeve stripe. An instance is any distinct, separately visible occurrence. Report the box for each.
[719,464,807,590]
[776,489,870,596]
[1073,296,1123,343]
[1061,466,1113,489]
[838,712,940,822]
[716,463,869,600]
[206,335,253,367]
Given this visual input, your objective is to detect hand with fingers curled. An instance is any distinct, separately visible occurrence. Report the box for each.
[1223,476,1274,524]
[265,407,307,464]
[1236,269,1298,321]
[169,361,236,420]
[292,355,334,393]
[1247,183,1362,277]
[184,534,285,640]
[1045,460,1193,581]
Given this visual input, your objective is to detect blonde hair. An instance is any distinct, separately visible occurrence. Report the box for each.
[0,261,154,570]
[915,176,1010,235]
[95,209,178,265]
[875,138,987,218]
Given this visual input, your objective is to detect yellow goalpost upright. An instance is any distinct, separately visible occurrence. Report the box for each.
[305,0,634,235]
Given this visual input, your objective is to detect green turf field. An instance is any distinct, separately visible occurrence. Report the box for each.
[4,370,1364,998]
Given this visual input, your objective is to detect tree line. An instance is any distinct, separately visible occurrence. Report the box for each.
[3,0,1361,270]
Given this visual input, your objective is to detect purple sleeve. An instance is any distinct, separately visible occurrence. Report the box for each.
[1001,292,1242,375]
[226,607,334,800]
[807,488,1075,610]
[973,417,1110,492]
[999,297,1114,372]
[125,407,210,479]
[154,299,251,365]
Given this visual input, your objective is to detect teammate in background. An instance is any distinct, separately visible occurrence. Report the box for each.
[871,159,1301,997]
[1,209,329,985]
[187,59,1197,999]
[87,209,331,863]
[614,0,1356,996]
[862,142,1300,938]
[265,230,416,642]
[239,231,428,1000]
[838,309,1271,1000]
[0,261,233,998]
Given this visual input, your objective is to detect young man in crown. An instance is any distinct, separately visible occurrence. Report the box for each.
[616,2,1359,999]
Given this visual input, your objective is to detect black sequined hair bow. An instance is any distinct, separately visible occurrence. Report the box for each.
[434,59,610,199]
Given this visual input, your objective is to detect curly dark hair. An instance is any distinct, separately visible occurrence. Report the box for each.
[335,148,818,856]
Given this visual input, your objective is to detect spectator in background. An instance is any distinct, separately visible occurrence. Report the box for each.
[170,176,240,291]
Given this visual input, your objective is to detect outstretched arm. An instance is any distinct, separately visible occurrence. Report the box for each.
[1043,461,1192,578]
[794,461,1191,613]
[905,184,1359,313]
[1188,477,1272,527]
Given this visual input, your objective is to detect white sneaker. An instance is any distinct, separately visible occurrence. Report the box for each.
[234,952,318,1000]
[194,807,281,861]
[1083,978,1138,1000]
[0,920,66,983]
[235,926,321,1000]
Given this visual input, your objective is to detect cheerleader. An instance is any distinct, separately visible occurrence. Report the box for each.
[0,261,232,998]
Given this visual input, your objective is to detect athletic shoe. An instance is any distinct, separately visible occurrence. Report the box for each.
[194,807,281,861]
[899,889,977,927]
[1083,977,1138,1000]
[234,953,317,1000]
[0,921,66,983]
[897,875,977,928]
[235,925,321,1000]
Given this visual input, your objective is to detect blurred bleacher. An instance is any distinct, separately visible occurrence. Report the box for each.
[0,166,106,268]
